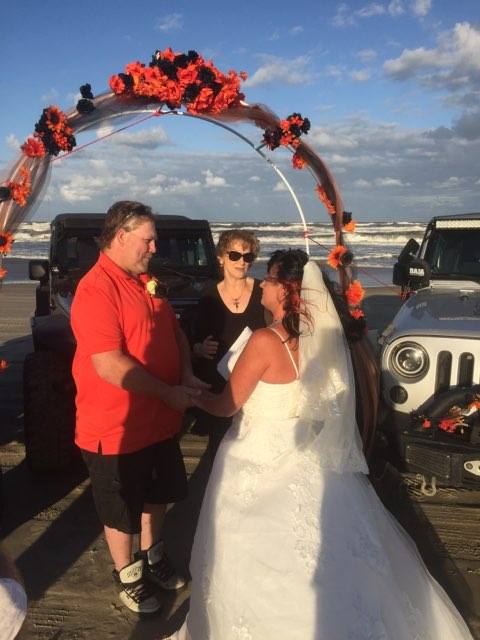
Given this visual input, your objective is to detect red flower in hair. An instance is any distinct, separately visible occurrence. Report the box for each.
[0,359,8,371]
[7,167,31,207]
[327,245,348,269]
[350,308,365,320]
[345,280,365,306]
[315,185,336,214]
[0,231,14,254]
[292,152,306,170]
[21,137,46,158]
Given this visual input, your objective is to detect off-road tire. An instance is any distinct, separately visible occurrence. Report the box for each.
[23,351,78,472]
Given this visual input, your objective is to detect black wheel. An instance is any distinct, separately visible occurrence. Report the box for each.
[23,351,78,472]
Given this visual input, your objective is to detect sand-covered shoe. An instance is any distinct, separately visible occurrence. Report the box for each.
[114,558,161,613]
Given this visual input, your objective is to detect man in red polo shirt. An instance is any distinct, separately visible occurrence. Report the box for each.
[71,201,206,614]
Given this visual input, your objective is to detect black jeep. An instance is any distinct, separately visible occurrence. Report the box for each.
[24,213,218,472]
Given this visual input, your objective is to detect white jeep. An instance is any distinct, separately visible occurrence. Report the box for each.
[379,213,480,489]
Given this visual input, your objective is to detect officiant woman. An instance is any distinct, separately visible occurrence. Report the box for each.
[191,229,267,455]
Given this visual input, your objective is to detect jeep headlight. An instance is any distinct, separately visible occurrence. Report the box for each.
[391,342,429,379]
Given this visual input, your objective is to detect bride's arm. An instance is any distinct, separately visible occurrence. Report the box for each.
[193,330,270,417]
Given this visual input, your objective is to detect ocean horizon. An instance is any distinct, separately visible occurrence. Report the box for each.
[1,219,425,288]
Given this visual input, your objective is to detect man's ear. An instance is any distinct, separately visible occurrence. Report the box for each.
[116,227,128,247]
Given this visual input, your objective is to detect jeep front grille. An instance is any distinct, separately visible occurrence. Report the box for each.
[435,350,475,392]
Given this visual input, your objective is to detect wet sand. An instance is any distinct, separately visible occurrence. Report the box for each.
[0,283,478,639]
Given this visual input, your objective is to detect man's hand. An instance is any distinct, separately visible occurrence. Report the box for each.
[181,371,211,390]
[164,385,201,413]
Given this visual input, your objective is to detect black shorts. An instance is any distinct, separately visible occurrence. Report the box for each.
[81,438,188,534]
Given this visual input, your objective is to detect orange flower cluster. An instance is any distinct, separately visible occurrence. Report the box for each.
[7,167,31,207]
[0,231,14,254]
[327,245,348,269]
[292,152,306,170]
[350,308,365,320]
[0,359,8,371]
[21,137,46,158]
[315,185,336,214]
[343,220,356,233]
[21,106,76,158]
[345,280,365,307]
[109,48,247,115]
[0,267,6,280]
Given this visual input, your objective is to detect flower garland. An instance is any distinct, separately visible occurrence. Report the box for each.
[0,231,14,254]
[414,394,480,435]
[0,167,31,207]
[109,47,247,116]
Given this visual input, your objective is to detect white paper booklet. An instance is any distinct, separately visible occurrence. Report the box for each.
[216,326,253,380]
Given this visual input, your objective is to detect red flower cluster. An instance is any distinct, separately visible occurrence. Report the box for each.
[327,245,348,269]
[0,359,8,371]
[109,48,247,115]
[0,231,14,254]
[21,106,77,158]
[292,152,306,170]
[418,394,480,435]
[345,280,365,307]
[7,167,31,207]
[263,113,311,156]
[0,267,6,280]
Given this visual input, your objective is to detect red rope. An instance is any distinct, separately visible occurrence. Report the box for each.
[51,111,161,163]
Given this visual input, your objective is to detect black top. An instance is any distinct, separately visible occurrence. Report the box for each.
[193,278,266,393]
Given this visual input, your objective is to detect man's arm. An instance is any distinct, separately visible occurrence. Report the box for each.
[91,350,198,412]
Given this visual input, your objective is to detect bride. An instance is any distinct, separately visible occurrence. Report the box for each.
[166,249,473,639]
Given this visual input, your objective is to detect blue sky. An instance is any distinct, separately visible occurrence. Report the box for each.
[1,0,480,222]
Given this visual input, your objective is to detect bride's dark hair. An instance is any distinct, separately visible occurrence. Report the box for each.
[267,249,366,343]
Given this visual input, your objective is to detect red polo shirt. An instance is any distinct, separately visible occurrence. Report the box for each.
[71,252,182,454]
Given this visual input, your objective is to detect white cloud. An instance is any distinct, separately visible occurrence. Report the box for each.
[356,49,377,62]
[40,88,59,103]
[375,177,408,187]
[333,2,385,27]
[203,169,227,187]
[410,0,431,17]
[249,176,261,182]
[384,22,480,94]
[6,134,20,151]
[114,126,169,149]
[350,69,371,82]
[353,179,372,188]
[60,172,135,202]
[155,13,183,31]
[290,26,304,36]
[166,178,202,194]
[96,124,115,138]
[149,173,168,185]
[388,0,405,16]
[244,55,315,87]
[273,181,287,191]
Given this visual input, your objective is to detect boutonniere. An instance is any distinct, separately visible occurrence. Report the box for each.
[146,276,159,296]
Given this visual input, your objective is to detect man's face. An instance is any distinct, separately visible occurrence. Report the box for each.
[121,220,157,275]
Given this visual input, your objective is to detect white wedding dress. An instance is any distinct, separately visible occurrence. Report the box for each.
[168,263,473,640]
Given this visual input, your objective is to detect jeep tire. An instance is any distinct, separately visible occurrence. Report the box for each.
[23,351,78,472]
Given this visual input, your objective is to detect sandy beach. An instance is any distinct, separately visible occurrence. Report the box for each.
[1,282,479,638]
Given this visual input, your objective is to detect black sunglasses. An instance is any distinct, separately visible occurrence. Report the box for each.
[227,251,255,263]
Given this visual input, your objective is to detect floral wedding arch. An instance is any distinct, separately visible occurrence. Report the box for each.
[0,47,380,450]
[0,47,364,313]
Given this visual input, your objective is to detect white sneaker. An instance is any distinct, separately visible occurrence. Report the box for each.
[142,540,187,590]
[114,558,161,613]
